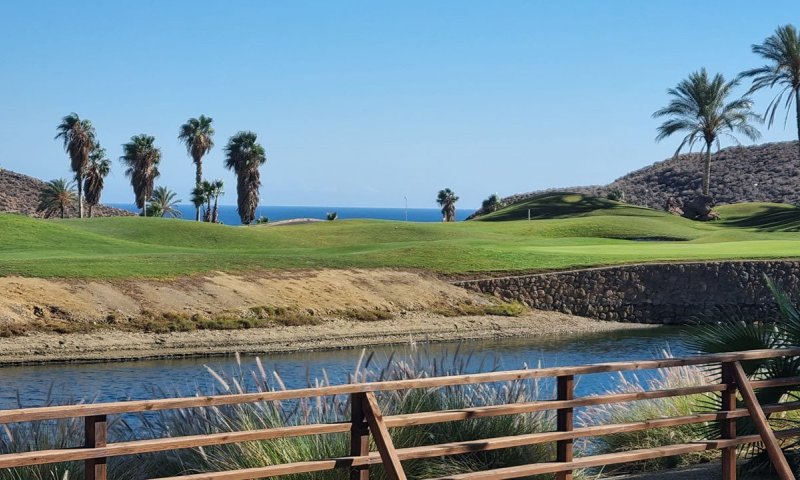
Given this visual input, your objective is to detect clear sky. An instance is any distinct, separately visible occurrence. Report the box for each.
[0,1,797,209]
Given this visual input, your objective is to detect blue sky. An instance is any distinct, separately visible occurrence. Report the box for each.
[0,1,797,209]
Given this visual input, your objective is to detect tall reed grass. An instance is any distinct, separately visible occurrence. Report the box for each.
[576,349,716,474]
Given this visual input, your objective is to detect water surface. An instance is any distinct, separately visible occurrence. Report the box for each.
[1,327,690,410]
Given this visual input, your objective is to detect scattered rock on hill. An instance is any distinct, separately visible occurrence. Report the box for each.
[0,169,134,218]
[665,196,684,216]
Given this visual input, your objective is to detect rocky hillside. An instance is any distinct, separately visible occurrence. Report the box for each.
[0,169,134,218]
[472,141,800,217]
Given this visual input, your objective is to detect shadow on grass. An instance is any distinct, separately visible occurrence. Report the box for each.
[722,205,800,232]
[479,192,622,222]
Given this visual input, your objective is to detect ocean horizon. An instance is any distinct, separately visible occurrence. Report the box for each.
[107,203,473,225]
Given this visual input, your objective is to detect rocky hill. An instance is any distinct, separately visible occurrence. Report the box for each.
[0,169,134,218]
[472,141,800,218]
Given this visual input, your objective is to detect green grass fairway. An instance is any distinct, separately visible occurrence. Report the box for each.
[2,193,800,278]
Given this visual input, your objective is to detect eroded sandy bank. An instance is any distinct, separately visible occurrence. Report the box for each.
[0,310,653,365]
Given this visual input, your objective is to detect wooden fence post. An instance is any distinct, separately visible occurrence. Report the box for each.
[361,392,407,480]
[350,393,370,480]
[556,375,575,480]
[85,414,107,480]
[721,362,737,480]
[732,361,796,480]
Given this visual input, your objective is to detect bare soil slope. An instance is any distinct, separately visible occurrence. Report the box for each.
[0,269,496,328]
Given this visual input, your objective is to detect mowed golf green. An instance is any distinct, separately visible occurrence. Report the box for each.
[2,193,800,278]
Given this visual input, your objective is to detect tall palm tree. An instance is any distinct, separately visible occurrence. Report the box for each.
[437,188,459,222]
[120,134,161,216]
[740,24,800,159]
[653,69,761,196]
[209,179,224,223]
[37,178,76,219]
[55,113,95,219]
[149,186,182,218]
[178,115,215,221]
[224,131,267,225]
[83,142,111,218]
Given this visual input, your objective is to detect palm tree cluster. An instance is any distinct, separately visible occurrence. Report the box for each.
[55,113,100,218]
[51,113,268,224]
[655,24,800,197]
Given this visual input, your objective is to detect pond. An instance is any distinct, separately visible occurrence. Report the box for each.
[0,327,691,410]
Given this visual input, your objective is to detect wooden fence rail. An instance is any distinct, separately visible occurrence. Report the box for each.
[2,347,800,480]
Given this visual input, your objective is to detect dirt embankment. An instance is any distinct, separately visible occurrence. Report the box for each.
[0,269,652,364]
[0,269,493,328]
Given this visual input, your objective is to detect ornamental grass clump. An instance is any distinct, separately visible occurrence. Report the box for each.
[142,348,557,479]
[576,351,717,474]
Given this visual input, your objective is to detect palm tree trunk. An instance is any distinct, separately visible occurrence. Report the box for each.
[212,197,219,223]
[76,173,84,218]
[88,204,93,218]
[795,89,800,161]
[195,156,203,221]
[703,143,712,196]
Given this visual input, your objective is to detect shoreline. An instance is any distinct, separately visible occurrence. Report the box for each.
[0,311,655,366]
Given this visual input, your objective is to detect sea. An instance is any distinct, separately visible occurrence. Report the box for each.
[107,203,472,225]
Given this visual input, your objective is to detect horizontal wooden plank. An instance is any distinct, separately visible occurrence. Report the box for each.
[152,459,347,480]
[431,427,800,480]
[148,420,800,480]
[750,376,800,389]
[2,348,799,424]
[384,383,727,427]
[0,422,350,469]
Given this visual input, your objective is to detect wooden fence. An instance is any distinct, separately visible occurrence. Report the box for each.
[2,348,800,480]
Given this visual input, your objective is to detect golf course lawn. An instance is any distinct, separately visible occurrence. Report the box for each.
[2,193,800,279]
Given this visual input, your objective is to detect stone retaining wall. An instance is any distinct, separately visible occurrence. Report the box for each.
[454,261,800,324]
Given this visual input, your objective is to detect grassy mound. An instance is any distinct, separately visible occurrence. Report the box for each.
[2,195,800,278]
[476,192,661,221]
[716,202,800,232]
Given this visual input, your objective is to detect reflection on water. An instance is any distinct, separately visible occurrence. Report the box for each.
[0,327,691,410]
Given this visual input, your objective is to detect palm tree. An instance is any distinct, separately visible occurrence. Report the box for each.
[83,142,111,218]
[190,185,209,221]
[178,115,215,221]
[224,131,267,225]
[55,113,95,218]
[37,178,76,219]
[653,69,761,196]
[740,24,800,159]
[198,180,215,222]
[149,186,182,218]
[437,188,459,222]
[120,134,161,215]
[209,179,224,223]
